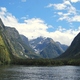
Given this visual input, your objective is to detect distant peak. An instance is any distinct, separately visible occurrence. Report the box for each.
[46,37,54,43]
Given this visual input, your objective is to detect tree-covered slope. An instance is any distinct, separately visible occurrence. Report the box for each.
[0,35,10,64]
[0,19,10,64]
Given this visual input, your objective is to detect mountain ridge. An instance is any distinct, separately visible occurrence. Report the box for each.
[29,37,68,58]
[58,32,80,59]
[0,18,41,64]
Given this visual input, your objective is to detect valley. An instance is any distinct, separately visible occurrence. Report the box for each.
[0,18,80,66]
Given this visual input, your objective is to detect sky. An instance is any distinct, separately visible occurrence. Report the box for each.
[0,0,80,45]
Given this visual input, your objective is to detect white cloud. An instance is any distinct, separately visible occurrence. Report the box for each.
[71,15,80,22]
[0,7,7,12]
[70,0,80,3]
[0,7,18,27]
[47,0,80,23]
[21,17,27,20]
[21,15,29,20]
[46,4,54,8]
[21,0,26,2]
[58,2,80,22]
[48,27,80,45]
[46,1,71,10]
[46,3,67,10]
[64,0,80,3]
[0,7,80,45]
[53,4,66,10]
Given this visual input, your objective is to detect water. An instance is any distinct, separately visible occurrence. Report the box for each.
[0,65,80,80]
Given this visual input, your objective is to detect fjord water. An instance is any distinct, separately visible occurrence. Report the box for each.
[0,66,80,80]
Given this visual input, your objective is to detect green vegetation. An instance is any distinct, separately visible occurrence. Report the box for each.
[0,35,10,64]
[11,58,80,66]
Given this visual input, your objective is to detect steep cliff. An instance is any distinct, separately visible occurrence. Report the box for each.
[0,18,40,64]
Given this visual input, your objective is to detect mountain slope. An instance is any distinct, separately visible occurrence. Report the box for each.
[29,37,67,58]
[3,27,37,59]
[20,35,29,46]
[0,35,10,64]
[0,19,11,64]
[0,18,40,64]
[56,42,68,51]
[58,32,80,59]
[29,37,46,53]
[20,35,41,58]
[40,39,64,58]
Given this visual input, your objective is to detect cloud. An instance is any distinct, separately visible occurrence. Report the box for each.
[71,15,80,22]
[47,0,80,23]
[0,7,80,45]
[69,0,80,3]
[46,3,66,10]
[0,7,7,12]
[21,15,29,20]
[0,7,18,27]
[53,4,67,10]
[46,0,71,10]
[52,26,80,45]
[21,0,26,2]
[64,0,80,3]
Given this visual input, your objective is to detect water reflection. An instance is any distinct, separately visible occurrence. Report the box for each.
[0,66,80,80]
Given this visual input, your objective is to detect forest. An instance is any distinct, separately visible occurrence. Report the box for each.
[11,58,80,66]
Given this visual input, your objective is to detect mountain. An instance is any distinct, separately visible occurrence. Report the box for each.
[56,42,68,51]
[0,18,40,64]
[0,19,11,64]
[40,38,64,58]
[20,35,29,46]
[20,35,36,54]
[58,32,80,59]
[0,32,10,64]
[29,37,47,53]
[4,27,39,59]
[29,37,68,58]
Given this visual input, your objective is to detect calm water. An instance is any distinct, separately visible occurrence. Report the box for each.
[0,65,80,80]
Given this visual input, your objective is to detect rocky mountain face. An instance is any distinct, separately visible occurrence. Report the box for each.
[29,37,50,53]
[56,42,68,51]
[29,37,68,58]
[4,27,39,58]
[20,35,29,46]
[58,32,80,59]
[0,18,40,64]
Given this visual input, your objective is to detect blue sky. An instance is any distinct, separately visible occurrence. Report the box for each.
[0,0,80,45]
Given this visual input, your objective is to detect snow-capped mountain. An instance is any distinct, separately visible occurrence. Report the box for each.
[29,37,68,58]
